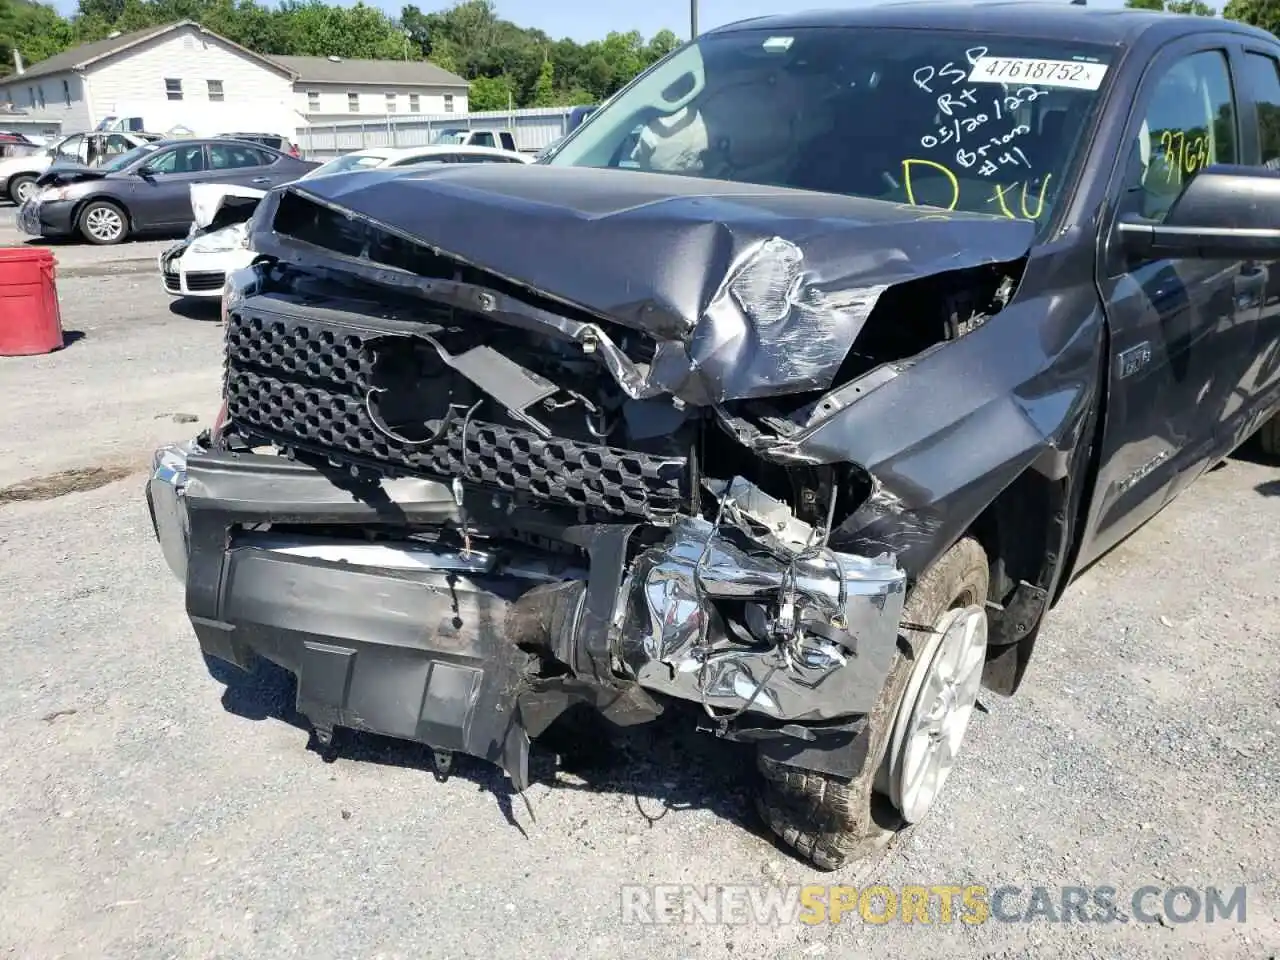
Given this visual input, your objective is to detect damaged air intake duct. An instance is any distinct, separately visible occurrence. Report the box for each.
[506,476,907,723]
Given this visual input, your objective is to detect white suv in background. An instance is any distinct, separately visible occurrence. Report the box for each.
[0,130,158,204]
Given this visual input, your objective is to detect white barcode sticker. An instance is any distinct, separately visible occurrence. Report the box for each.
[968,56,1108,90]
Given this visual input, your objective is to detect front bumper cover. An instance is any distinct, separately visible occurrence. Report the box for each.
[146,440,907,785]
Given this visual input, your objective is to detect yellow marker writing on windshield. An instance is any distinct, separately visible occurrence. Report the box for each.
[902,158,960,210]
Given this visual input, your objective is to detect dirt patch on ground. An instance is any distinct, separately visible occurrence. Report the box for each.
[0,463,140,504]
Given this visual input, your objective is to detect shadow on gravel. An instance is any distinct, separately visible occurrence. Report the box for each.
[61,330,87,348]
[205,653,761,840]
[0,462,137,503]
[1231,434,1278,467]
[168,298,222,321]
[1257,479,1280,497]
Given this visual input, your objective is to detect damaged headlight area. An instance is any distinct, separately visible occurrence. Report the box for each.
[615,494,906,722]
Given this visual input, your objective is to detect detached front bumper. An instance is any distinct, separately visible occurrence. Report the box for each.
[16,196,76,237]
[145,440,907,785]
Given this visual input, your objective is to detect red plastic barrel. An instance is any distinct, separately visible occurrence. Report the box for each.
[0,246,63,356]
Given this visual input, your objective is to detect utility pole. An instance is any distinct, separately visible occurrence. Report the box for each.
[691,0,698,39]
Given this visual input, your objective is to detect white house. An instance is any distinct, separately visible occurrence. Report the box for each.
[0,20,469,139]
[275,55,469,123]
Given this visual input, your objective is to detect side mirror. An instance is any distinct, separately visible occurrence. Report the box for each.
[137,165,156,179]
[1118,165,1280,260]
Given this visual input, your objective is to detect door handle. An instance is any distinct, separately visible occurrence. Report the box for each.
[250,177,271,184]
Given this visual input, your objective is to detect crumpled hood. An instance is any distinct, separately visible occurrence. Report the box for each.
[190,183,267,229]
[36,163,106,187]
[258,164,1035,402]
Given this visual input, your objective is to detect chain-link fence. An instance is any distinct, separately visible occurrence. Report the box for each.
[294,106,580,159]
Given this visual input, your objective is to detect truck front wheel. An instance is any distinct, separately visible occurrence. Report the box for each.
[1258,412,1280,458]
[756,536,991,871]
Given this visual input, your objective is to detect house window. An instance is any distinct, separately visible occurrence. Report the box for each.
[36,85,45,108]
[26,86,33,107]
[348,91,359,112]
[409,93,420,113]
[207,80,224,102]
[165,78,183,101]
[307,90,319,112]
[62,79,71,106]
[385,92,396,113]
[443,94,454,113]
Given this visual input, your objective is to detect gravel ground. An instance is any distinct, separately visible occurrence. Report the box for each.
[0,268,1277,960]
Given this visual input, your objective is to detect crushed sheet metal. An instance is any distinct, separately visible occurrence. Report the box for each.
[252,164,1036,405]
[615,515,907,722]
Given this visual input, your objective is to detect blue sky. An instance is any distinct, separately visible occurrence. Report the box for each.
[48,0,1142,43]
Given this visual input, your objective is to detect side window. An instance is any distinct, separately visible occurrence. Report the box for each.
[499,132,516,150]
[208,144,266,170]
[148,144,206,174]
[1132,50,1236,221]
[471,132,496,148]
[104,135,133,157]
[55,134,83,160]
[1240,51,1280,169]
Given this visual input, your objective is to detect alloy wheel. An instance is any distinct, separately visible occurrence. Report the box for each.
[886,604,989,824]
[85,206,124,243]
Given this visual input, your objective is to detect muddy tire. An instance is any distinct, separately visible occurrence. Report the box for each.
[78,199,128,245]
[756,536,990,871]
[8,174,37,205]
[1259,413,1280,458]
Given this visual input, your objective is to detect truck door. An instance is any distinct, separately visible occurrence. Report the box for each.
[1231,45,1280,441]
[1084,40,1257,564]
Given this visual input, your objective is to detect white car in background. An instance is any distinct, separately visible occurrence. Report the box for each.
[302,144,531,179]
[160,184,266,300]
[0,130,158,204]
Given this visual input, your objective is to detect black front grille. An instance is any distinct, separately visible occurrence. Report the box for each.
[223,300,689,519]
[162,272,181,293]
[185,270,226,292]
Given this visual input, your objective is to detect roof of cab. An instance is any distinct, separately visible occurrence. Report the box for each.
[708,1,1275,47]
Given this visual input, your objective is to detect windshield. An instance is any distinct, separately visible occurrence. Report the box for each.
[546,28,1115,230]
[433,129,469,144]
[100,143,160,172]
[304,153,386,178]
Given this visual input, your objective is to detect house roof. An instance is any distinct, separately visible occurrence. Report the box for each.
[274,55,467,89]
[15,20,293,82]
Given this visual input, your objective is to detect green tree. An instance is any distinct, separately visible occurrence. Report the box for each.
[1223,0,1280,33]
[468,73,511,110]
[1125,0,1218,11]
[531,56,554,106]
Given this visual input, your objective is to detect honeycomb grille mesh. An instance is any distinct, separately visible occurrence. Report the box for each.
[223,305,688,518]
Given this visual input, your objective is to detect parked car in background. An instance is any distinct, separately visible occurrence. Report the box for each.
[0,130,159,204]
[17,138,317,244]
[430,127,520,152]
[160,183,265,300]
[566,104,597,133]
[303,144,531,180]
[217,131,302,158]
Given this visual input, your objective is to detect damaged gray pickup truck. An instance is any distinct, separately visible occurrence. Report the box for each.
[145,4,1280,869]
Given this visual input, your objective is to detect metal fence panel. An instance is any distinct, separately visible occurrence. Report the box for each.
[295,106,577,159]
